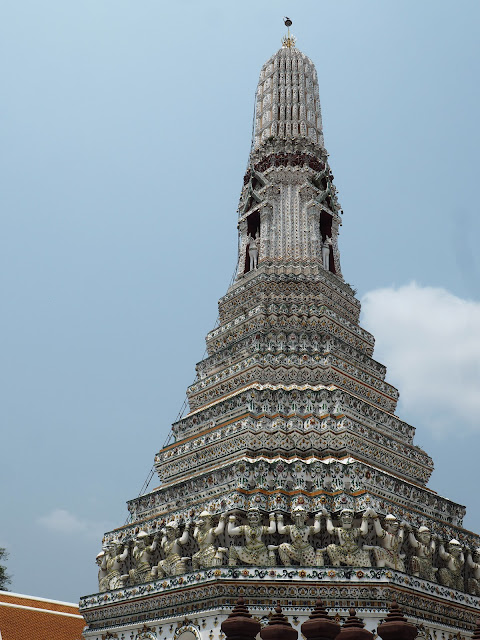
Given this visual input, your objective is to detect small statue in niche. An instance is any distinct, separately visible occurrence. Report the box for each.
[96,550,109,592]
[407,525,438,582]
[321,236,332,271]
[323,508,372,567]
[277,505,322,566]
[153,521,191,578]
[128,531,159,585]
[438,539,465,591]
[192,511,227,570]
[228,509,276,566]
[105,540,129,590]
[369,511,406,571]
[247,232,260,270]
[466,547,480,595]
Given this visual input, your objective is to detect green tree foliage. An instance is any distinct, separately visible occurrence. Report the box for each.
[0,548,11,591]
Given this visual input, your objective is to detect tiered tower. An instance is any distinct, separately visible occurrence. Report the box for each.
[80,32,480,640]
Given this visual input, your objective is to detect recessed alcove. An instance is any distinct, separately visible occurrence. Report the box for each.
[244,210,260,274]
[320,210,335,273]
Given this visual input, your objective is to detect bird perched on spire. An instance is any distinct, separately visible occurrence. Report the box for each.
[284,17,292,27]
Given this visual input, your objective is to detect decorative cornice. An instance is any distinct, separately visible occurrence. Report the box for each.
[80,567,480,630]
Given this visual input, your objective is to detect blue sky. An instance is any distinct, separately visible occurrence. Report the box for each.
[1,1,479,602]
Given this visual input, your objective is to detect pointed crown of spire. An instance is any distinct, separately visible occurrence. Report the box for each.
[253,28,324,149]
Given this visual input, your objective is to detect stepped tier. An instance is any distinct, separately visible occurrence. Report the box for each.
[124,466,467,532]
[159,395,431,486]
[199,325,386,383]
[191,275,398,415]
[174,386,414,447]
[188,356,398,413]
[125,458,464,537]
[215,278,365,351]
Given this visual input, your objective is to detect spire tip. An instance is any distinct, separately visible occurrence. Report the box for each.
[282,17,296,49]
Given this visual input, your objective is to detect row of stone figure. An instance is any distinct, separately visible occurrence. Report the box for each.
[96,507,480,594]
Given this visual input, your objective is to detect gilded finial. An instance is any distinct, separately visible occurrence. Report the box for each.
[282,17,296,49]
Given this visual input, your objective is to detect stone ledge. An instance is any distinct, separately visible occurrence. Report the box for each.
[80,566,480,612]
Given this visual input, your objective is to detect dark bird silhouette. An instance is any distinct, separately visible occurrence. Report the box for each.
[284,17,292,27]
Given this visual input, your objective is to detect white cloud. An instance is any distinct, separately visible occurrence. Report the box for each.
[37,509,110,539]
[361,282,480,436]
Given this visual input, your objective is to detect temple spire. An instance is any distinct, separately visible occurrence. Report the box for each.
[235,40,342,278]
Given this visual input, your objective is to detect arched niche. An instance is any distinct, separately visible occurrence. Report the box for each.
[174,624,201,640]
[137,631,157,640]
[176,632,197,640]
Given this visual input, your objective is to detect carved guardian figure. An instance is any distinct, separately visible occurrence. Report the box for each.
[192,511,227,569]
[323,508,372,567]
[228,509,276,566]
[277,505,322,566]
